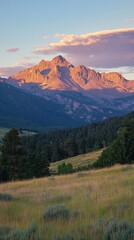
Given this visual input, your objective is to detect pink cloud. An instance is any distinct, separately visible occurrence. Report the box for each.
[94,66,134,80]
[33,28,134,68]
[0,59,37,77]
[0,66,24,77]
[126,19,134,23]
[6,48,20,53]
[33,46,56,55]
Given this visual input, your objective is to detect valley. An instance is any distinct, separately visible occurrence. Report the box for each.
[0,1,134,239]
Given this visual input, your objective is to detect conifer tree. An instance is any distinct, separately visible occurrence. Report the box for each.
[0,128,22,181]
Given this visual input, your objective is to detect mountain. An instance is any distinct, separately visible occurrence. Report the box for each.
[1,55,134,126]
[0,82,82,130]
[9,55,134,93]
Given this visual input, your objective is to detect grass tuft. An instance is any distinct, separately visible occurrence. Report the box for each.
[121,165,132,172]
[0,193,14,201]
[104,220,134,240]
[0,222,39,240]
[43,204,69,220]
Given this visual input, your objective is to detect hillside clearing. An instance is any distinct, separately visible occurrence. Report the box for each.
[0,127,37,143]
[50,149,103,172]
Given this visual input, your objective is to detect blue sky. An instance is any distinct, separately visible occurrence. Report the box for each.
[0,0,134,79]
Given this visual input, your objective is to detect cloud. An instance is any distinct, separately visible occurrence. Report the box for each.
[33,46,56,55]
[6,48,20,53]
[33,28,134,68]
[93,66,134,80]
[126,19,134,23]
[15,60,36,68]
[0,61,36,77]
[0,66,24,77]
[43,35,49,39]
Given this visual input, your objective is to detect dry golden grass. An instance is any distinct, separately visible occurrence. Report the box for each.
[50,149,103,172]
[0,164,134,239]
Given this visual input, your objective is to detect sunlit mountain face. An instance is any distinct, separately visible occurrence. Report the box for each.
[0,55,134,129]
[9,55,134,93]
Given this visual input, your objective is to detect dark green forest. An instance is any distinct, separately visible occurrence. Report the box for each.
[21,117,120,161]
[0,111,134,182]
[21,111,134,163]
[0,129,50,182]
[94,118,134,168]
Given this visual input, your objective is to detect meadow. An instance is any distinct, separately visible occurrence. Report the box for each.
[0,127,36,143]
[0,128,9,143]
[0,164,134,239]
[50,149,103,173]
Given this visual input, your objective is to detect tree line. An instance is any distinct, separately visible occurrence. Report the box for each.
[93,118,134,168]
[0,111,133,182]
[0,128,50,182]
[21,113,134,163]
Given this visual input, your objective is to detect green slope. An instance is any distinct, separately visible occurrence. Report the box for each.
[50,149,103,172]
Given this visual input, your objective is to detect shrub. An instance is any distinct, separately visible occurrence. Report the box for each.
[104,220,134,240]
[88,218,106,239]
[0,222,39,240]
[22,221,38,240]
[43,204,69,220]
[0,193,14,201]
[121,165,132,171]
[58,163,73,174]
[0,226,12,240]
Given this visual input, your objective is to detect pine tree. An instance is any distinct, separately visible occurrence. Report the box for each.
[0,128,22,181]
[0,128,51,182]
[94,118,134,168]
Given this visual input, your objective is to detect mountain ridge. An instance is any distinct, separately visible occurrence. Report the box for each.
[0,81,83,130]
[9,55,134,94]
[0,56,134,127]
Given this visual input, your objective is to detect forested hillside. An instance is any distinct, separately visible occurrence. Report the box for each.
[94,117,134,168]
[22,111,134,163]
[1,111,133,182]
[0,82,81,129]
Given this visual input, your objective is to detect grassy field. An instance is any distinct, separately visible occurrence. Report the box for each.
[0,127,37,143]
[0,164,134,239]
[0,127,9,142]
[50,149,103,173]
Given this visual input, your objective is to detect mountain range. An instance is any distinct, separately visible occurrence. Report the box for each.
[0,55,134,129]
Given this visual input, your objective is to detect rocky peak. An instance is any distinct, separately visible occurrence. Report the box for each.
[102,72,126,83]
[51,55,72,67]
[38,59,48,71]
[9,55,134,93]
[39,59,46,66]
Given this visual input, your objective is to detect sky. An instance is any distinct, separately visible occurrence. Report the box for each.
[0,0,134,79]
